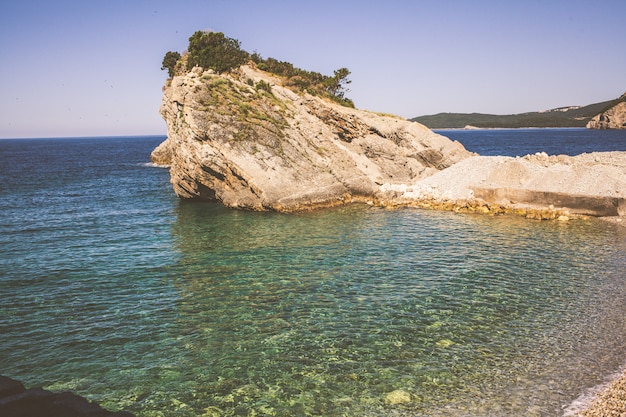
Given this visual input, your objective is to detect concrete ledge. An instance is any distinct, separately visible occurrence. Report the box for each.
[472,187,626,217]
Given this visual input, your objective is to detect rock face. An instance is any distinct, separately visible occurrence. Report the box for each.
[0,375,134,417]
[587,94,626,129]
[154,65,626,218]
[153,64,472,211]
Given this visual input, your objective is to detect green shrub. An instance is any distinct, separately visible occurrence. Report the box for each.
[255,79,272,93]
[186,31,249,73]
[161,51,181,78]
[162,31,354,106]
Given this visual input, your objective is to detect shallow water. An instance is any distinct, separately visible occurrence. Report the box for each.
[1,135,626,416]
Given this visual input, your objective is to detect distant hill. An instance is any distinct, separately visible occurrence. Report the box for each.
[411,98,623,129]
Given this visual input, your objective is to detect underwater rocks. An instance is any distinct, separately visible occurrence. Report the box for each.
[0,375,135,417]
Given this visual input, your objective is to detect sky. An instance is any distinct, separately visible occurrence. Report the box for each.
[1,0,625,138]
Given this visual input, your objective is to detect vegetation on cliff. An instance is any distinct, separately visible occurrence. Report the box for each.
[161,51,181,77]
[162,31,354,107]
[193,72,290,145]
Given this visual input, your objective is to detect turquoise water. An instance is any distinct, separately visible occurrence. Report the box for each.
[1,135,626,416]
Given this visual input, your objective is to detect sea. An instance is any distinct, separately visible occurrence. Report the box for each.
[1,128,626,417]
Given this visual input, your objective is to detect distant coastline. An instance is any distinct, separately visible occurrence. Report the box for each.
[0,134,166,141]
[434,126,589,131]
[411,96,623,129]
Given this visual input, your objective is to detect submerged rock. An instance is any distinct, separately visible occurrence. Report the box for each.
[0,375,135,417]
[384,389,413,405]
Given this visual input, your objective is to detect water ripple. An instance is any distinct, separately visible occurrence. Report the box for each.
[2,137,626,416]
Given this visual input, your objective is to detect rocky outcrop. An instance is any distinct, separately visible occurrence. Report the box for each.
[153,64,472,211]
[149,138,173,166]
[154,65,626,218]
[381,152,626,218]
[0,375,134,417]
[587,94,626,129]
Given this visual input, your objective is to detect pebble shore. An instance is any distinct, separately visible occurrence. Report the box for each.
[578,370,626,417]
[576,219,626,417]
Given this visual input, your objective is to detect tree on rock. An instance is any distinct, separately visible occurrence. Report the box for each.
[159,30,354,107]
[161,51,181,78]
[187,31,249,73]
[325,68,352,100]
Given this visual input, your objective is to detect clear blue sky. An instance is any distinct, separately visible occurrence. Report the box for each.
[1,0,624,138]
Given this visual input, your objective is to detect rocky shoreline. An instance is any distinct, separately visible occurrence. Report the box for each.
[153,65,626,221]
[563,365,626,417]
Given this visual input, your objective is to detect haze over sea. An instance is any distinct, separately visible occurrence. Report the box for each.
[1,128,626,416]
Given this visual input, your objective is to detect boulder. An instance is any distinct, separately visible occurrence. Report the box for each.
[0,375,135,417]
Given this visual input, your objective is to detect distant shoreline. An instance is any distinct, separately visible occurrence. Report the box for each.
[433,126,589,131]
[410,96,623,130]
[0,134,167,141]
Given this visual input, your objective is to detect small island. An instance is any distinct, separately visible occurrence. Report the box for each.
[153,31,626,220]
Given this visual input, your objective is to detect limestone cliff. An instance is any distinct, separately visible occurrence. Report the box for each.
[587,93,626,129]
[153,64,471,211]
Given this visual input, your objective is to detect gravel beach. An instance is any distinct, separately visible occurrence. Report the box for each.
[578,370,626,417]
